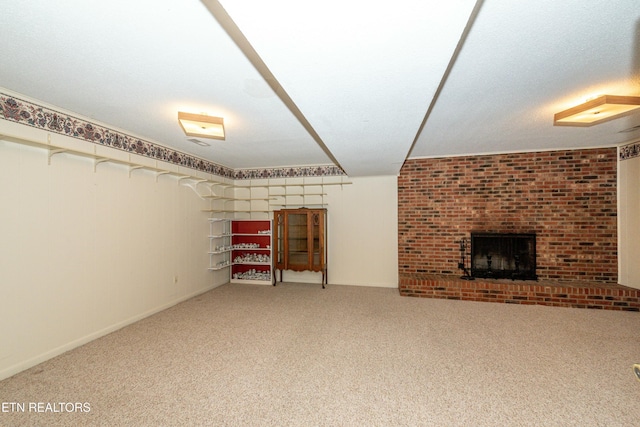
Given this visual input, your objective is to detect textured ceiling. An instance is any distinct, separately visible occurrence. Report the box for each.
[1,0,639,177]
[410,0,640,160]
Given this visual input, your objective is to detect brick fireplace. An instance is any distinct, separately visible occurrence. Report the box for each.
[398,148,639,311]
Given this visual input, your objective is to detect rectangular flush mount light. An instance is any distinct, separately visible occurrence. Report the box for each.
[178,112,225,140]
[554,95,640,127]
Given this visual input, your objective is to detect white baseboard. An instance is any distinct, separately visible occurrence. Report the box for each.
[0,282,226,381]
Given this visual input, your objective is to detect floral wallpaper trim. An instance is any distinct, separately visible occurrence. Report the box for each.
[234,165,345,180]
[619,141,640,161]
[0,93,344,179]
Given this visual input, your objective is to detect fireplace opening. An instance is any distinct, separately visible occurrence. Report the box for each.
[471,232,537,280]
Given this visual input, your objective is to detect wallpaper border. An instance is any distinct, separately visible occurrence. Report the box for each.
[0,93,344,180]
[619,140,640,161]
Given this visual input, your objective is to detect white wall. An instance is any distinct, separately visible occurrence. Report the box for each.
[618,144,640,289]
[268,176,399,287]
[0,121,227,380]
[325,176,398,287]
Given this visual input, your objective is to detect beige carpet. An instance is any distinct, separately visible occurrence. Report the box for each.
[1,282,639,426]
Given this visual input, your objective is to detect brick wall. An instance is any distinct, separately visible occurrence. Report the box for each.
[398,148,618,284]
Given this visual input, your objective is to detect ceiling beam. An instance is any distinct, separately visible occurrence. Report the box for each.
[201,0,346,174]
[404,0,486,164]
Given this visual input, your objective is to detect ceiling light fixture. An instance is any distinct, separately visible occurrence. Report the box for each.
[554,95,640,127]
[178,112,225,140]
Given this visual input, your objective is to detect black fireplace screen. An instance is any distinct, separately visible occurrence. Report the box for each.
[470,233,537,280]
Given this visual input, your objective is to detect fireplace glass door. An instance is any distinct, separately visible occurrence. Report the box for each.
[471,233,536,280]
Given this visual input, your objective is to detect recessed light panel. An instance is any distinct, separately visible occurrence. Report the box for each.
[178,112,225,140]
[554,95,640,127]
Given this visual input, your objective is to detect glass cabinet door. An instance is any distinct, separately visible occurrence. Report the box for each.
[310,211,322,269]
[287,212,308,266]
[275,211,284,267]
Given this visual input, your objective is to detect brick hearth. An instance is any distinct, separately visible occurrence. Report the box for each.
[399,275,640,311]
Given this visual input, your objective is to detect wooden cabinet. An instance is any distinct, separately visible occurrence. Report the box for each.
[273,208,327,288]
